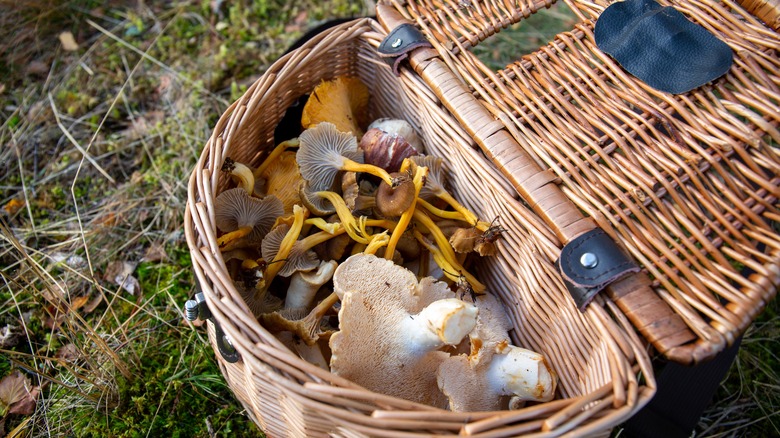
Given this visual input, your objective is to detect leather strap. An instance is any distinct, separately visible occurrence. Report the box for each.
[378,23,433,76]
[557,228,640,311]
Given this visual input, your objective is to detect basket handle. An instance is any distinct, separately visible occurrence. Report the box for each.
[376,4,724,365]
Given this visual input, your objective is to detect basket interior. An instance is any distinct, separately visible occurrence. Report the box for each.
[188,18,654,436]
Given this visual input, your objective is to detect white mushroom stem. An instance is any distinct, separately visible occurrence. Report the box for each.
[285,260,338,310]
[402,298,478,350]
[487,345,556,402]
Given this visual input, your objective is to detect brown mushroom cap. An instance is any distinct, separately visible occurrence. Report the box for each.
[375,173,415,218]
[214,188,283,243]
[359,128,419,173]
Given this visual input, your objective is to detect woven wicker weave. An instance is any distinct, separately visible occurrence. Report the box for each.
[185,18,655,437]
[380,0,780,365]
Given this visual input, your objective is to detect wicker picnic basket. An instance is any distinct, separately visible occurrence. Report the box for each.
[376,0,780,365]
[185,17,656,437]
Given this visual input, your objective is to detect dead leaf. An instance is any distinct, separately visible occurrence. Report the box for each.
[26,60,49,76]
[56,343,79,362]
[58,31,79,51]
[83,294,103,314]
[0,371,38,417]
[142,243,168,263]
[104,261,141,295]
[3,199,25,216]
[69,295,90,312]
[0,323,23,349]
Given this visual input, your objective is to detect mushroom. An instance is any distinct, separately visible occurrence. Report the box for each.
[341,171,376,214]
[214,188,283,250]
[296,122,396,191]
[367,118,424,154]
[285,260,338,311]
[260,260,339,350]
[260,292,340,345]
[329,254,479,407]
[252,138,300,179]
[258,150,302,214]
[261,224,320,277]
[315,190,372,244]
[383,160,427,261]
[221,157,256,195]
[437,295,557,411]
[359,128,419,173]
[375,172,416,218]
[301,76,370,138]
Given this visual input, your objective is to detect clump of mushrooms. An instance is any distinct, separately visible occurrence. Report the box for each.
[330,254,478,408]
[206,75,556,413]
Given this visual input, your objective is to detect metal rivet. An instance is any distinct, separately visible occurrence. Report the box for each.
[580,252,599,269]
[391,38,403,48]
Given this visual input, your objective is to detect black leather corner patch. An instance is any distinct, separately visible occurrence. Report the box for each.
[378,23,432,76]
[556,228,640,311]
[595,0,733,94]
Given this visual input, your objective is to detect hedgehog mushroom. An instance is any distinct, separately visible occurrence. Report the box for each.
[330,253,478,408]
[214,188,283,250]
[437,294,557,411]
[301,76,369,138]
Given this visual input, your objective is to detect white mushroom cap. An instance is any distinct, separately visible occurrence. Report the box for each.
[329,254,478,408]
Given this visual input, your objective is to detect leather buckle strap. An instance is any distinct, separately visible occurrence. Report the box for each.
[378,23,433,76]
[556,228,640,311]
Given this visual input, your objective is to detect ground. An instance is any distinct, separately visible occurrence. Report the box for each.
[0,1,777,437]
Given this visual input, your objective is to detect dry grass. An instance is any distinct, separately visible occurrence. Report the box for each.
[0,1,777,437]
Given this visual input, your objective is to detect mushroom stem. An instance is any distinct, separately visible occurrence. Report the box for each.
[437,191,480,227]
[285,260,338,310]
[302,292,340,343]
[413,230,486,294]
[264,205,308,286]
[403,298,479,349]
[316,191,371,244]
[305,217,341,234]
[222,158,255,194]
[416,198,491,232]
[217,225,253,249]
[412,208,458,263]
[341,157,395,187]
[487,345,557,402]
[364,231,390,255]
[385,162,427,260]
[253,138,299,178]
